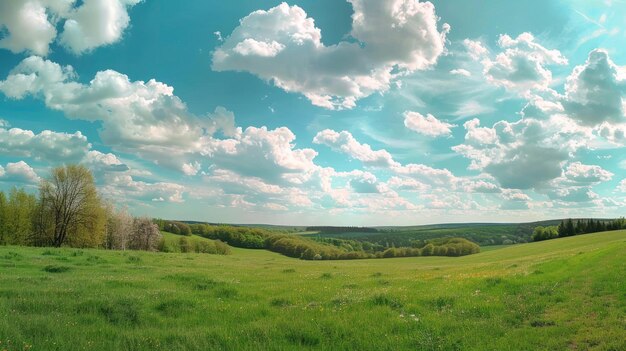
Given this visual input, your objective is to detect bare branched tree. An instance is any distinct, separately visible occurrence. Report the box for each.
[104,203,133,250]
[129,217,161,251]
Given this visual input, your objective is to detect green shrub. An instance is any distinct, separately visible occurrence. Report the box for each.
[43,265,70,273]
[179,237,191,253]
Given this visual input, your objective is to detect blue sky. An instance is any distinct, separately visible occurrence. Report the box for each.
[0,0,625,225]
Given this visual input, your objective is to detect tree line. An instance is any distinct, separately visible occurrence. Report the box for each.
[178,222,480,260]
[306,226,379,234]
[532,218,626,242]
[0,164,223,254]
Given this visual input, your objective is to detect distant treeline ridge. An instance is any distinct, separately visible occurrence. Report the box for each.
[172,222,480,260]
[306,226,379,234]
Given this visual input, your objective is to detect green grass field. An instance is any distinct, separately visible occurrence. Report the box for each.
[1,230,625,350]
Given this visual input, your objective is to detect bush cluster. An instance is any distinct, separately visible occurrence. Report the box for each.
[181,223,480,260]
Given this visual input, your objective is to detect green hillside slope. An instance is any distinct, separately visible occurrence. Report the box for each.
[0,230,624,350]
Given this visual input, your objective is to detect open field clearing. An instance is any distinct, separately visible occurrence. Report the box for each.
[1,230,625,350]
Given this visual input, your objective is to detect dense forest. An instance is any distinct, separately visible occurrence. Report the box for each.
[532,218,626,241]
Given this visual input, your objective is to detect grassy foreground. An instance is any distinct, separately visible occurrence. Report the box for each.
[1,231,625,350]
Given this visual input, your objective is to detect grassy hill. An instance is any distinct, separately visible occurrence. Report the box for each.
[1,230,625,350]
[303,220,569,247]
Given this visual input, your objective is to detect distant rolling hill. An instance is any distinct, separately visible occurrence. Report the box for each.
[180,219,616,247]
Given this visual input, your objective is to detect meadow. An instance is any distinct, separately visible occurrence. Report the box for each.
[1,230,625,350]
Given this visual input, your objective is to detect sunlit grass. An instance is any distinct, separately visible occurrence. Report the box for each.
[1,230,625,350]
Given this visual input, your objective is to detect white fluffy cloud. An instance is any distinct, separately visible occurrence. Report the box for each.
[212,0,449,109]
[83,150,129,173]
[598,122,626,145]
[0,161,40,184]
[0,0,140,56]
[0,57,341,206]
[500,189,531,210]
[313,129,397,168]
[0,56,219,169]
[563,49,626,126]
[462,39,488,60]
[453,116,589,189]
[564,162,613,184]
[59,0,141,54]
[202,126,319,186]
[348,171,383,194]
[102,173,185,203]
[0,125,90,162]
[403,111,456,137]
[450,69,471,77]
[469,33,567,93]
[313,129,501,193]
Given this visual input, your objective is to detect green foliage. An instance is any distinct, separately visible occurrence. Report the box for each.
[0,187,37,245]
[192,223,479,260]
[155,220,191,236]
[531,226,558,241]
[35,164,106,248]
[158,232,231,255]
[534,218,626,242]
[179,237,191,253]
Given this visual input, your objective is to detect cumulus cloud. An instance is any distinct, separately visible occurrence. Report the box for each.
[0,56,221,169]
[598,122,626,145]
[314,129,504,193]
[0,161,40,184]
[450,69,471,77]
[462,39,488,60]
[520,89,564,119]
[348,171,383,194]
[0,125,90,162]
[59,0,141,54]
[83,150,129,173]
[469,33,568,93]
[453,116,589,189]
[101,173,185,203]
[0,0,141,56]
[0,57,344,208]
[548,186,599,203]
[393,163,461,189]
[386,176,429,192]
[403,111,456,137]
[564,162,613,184]
[460,179,502,193]
[212,0,450,109]
[562,49,626,126]
[202,126,319,186]
[0,122,136,179]
[313,129,397,168]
